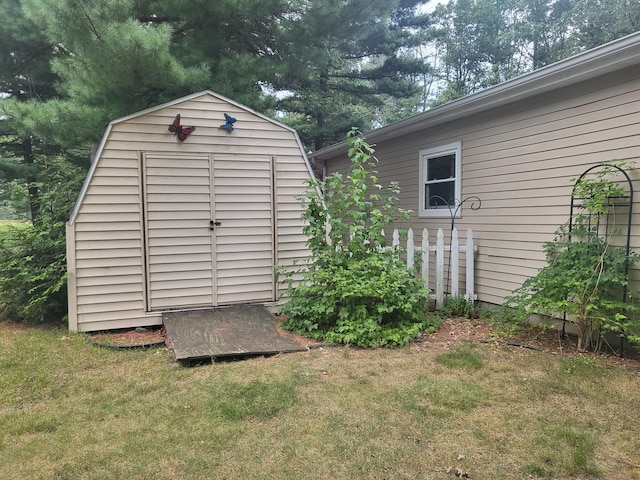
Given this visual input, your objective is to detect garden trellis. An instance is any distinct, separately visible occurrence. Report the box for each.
[382,227,477,309]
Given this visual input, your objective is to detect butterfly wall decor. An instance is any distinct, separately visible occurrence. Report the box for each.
[168,114,196,141]
[220,113,236,132]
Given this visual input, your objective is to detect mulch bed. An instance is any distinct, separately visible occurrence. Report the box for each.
[86,317,640,372]
[417,317,640,372]
[87,327,168,349]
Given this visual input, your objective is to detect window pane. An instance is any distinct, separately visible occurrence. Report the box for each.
[426,181,455,208]
[427,154,455,181]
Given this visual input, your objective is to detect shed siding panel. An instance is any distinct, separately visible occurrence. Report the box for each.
[69,147,144,331]
[322,74,640,305]
[274,156,311,286]
[213,155,275,304]
[144,153,214,311]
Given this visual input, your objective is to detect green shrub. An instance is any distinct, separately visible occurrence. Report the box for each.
[280,129,429,347]
[440,295,481,318]
[0,157,84,323]
[486,306,530,339]
[282,252,429,347]
[0,223,67,322]
[504,162,640,352]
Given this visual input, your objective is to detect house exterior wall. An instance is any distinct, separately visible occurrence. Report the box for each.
[319,66,640,306]
[67,93,312,332]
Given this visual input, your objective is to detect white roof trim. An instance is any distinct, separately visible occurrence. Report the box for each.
[312,31,640,161]
[68,90,315,224]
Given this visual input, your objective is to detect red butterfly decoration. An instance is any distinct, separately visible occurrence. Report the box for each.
[168,114,196,141]
[168,114,181,133]
[177,125,196,141]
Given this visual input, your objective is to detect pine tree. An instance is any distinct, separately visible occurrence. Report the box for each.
[0,0,60,221]
[134,0,291,111]
[267,0,430,151]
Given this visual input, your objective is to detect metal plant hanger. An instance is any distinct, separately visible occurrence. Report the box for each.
[428,195,482,295]
[428,195,482,232]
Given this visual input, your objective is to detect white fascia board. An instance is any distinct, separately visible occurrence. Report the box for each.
[67,123,112,225]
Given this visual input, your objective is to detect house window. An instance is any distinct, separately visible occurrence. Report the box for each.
[419,142,462,217]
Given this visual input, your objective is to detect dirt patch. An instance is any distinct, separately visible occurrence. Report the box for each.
[275,319,324,348]
[418,317,640,372]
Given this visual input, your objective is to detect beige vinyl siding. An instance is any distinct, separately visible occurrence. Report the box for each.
[68,92,313,332]
[144,152,214,310]
[321,70,640,306]
[213,154,275,304]
[274,155,313,287]
[67,147,157,332]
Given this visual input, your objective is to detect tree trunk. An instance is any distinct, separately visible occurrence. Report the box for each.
[22,136,40,224]
[575,318,593,352]
[314,69,330,152]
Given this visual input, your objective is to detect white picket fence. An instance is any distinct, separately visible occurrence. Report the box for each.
[383,227,477,309]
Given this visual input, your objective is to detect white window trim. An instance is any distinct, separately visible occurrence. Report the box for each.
[418,141,462,218]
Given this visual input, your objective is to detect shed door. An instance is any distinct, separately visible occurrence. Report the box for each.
[143,153,275,311]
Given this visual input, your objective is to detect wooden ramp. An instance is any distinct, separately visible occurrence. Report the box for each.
[162,305,306,361]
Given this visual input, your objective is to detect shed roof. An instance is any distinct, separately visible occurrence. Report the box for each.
[68,90,311,224]
[312,31,640,161]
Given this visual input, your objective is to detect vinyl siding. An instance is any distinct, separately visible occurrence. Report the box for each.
[274,154,312,299]
[67,92,312,332]
[321,68,640,306]
[212,155,275,305]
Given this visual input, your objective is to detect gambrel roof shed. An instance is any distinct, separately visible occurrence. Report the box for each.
[67,91,315,333]
[312,32,640,307]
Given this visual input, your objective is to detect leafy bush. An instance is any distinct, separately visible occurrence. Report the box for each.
[504,162,640,352]
[280,129,430,347]
[282,253,430,347]
[440,295,482,319]
[0,157,85,323]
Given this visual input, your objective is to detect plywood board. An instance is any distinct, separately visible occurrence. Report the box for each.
[163,305,305,360]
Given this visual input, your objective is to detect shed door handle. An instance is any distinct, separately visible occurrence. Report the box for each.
[210,220,221,230]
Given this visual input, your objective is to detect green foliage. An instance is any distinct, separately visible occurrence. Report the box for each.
[486,306,531,340]
[18,0,209,133]
[302,129,412,262]
[440,295,482,319]
[269,0,429,150]
[0,224,66,322]
[422,313,443,334]
[0,180,30,220]
[281,253,430,347]
[505,162,639,352]
[0,156,84,323]
[426,0,640,107]
[281,130,429,347]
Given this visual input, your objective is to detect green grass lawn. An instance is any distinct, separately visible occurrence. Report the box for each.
[1,322,639,480]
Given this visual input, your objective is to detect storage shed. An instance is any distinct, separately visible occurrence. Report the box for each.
[312,32,640,307]
[66,91,315,333]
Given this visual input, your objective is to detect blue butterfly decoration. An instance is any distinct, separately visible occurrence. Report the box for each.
[220,113,236,132]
